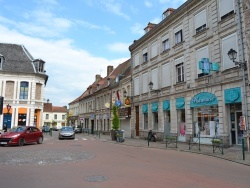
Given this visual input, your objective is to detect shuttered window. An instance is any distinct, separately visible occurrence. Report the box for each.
[222,33,237,70]
[219,0,234,20]
[151,68,159,89]
[134,53,140,67]
[194,9,207,33]
[142,72,148,93]
[134,76,139,96]
[151,41,158,58]
[162,63,171,87]
[196,46,209,75]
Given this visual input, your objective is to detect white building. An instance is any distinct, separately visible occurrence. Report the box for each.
[0,43,48,130]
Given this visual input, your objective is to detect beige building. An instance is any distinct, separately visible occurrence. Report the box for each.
[43,101,67,129]
[129,0,249,147]
[0,43,48,130]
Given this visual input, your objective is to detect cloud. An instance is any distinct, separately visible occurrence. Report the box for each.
[159,0,187,8]
[107,42,130,53]
[76,20,115,34]
[0,25,128,106]
[130,23,145,36]
[144,1,153,8]
[101,0,130,20]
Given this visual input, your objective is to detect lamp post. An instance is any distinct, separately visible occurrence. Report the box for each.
[148,81,160,94]
[227,48,248,133]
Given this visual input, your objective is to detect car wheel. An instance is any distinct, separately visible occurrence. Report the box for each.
[18,138,24,146]
[37,137,43,144]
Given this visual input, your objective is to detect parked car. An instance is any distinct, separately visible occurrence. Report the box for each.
[74,125,82,133]
[0,126,43,146]
[58,126,75,140]
[42,126,50,133]
[51,126,58,131]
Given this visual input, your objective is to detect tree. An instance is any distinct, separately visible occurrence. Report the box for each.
[112,105,120,130]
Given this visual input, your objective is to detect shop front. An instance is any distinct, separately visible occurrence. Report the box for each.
[163,100,171,139]
[191,92,219,144]
[118,107,131,138]
[176,97,186,142]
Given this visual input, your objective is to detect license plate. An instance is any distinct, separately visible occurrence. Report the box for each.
[0,142,7,144]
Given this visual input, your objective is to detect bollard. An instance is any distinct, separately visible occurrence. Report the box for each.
[49,129,52,137]
[198,133,201,151]
[242,138,245,160]
[99,130,100,138]
[147,132,150,147]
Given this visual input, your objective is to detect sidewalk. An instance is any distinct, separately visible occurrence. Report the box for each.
[86,134,250,166]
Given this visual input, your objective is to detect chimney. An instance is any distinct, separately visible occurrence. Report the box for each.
[144,22,157,34]
[162,8,175,20]
[107,65,114,76]
[95,74,101,82]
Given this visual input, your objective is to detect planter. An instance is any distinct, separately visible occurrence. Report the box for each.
[110,130,117,141]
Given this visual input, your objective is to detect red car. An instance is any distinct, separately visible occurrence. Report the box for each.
[0,126,43,146]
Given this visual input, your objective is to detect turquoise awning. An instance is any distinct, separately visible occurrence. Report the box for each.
[151,102,158,112]
[162,100,170,111]
[176,97,185,109]
[190,92,218,108]
[224,87,241,104]
[142,104,148,113]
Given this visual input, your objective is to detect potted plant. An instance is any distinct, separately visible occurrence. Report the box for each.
[111,105,120,141]
[211,139,222,146]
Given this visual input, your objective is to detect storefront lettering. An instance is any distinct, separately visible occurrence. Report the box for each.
[191,96,215,104]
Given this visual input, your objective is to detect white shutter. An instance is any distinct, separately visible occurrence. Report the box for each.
[151,41,158,58]
[174,25,183,34]
[142,48,147,54]
[134,53,139,67]
[142,72,148,93]
[196,46,209,75]
[133,76,139,96]
[194,9,206,29]
[162,63,171,87]
[174,56,184,65]
[222,33,238,70]
[151,68,158,89]
[162,34,169,42]
[219,0,234,18]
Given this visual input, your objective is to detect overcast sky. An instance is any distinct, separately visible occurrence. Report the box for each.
[0,0,186,107]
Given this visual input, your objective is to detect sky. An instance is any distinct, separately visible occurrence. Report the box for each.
[0,0,187,107]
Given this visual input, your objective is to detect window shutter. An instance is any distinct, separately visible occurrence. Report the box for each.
[142,72,148,93]
[142,48,147,54]
[219,0,234,18]
[174,56,184,66]
[134,77,139,96]
[194,9,206,29]
[162,63,171,87]
[162,34,169,42]
[151,41,158,58]
[222,33,237,70]
[174,25,183,34]
[134,53,139,67]
[151,68,159,89]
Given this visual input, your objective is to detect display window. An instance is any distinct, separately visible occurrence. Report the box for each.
[177,109,186,137]
[192,106,219,137]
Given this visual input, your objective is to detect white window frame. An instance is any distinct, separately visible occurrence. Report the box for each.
[174,26,183,45]
[176,63,184,83]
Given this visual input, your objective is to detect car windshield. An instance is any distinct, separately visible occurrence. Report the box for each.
[61,127,73,131]
[10,127,26,133]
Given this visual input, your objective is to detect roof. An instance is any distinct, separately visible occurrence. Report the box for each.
[43,103,67,113]
[0,43,49,84]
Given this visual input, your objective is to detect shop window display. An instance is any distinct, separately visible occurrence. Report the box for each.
[177,109,186,137]
[192,106,219,137]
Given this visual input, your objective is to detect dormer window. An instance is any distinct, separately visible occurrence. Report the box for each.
[0,54,4,70]
[115,75,120,83]
[33,59,45,73]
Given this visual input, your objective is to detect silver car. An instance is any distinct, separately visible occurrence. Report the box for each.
[58,126,75,140]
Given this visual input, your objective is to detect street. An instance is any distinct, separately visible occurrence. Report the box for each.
[0,132,249,188]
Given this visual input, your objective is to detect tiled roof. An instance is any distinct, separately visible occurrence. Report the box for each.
[43,103,67,113]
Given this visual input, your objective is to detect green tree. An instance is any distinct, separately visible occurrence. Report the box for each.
[112,105,120,130]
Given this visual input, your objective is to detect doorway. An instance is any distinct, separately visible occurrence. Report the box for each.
[230,104,243,145]
[3,114,12,129]
[164,111,171,139]
[135,106,139,136]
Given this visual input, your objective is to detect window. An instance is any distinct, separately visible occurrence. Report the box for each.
[194,9,207,34]
[175,30,183,44]
[176,63,184,83]
[178,109,186,137]
[19,82,29,99]
[151,42,158,58]
[144,113,148,130]
[196,46,209,76]
[151,68,159,89]
[46,114,49,119]
[142,72,148,94]
[62,115,65,120]
[54,114,57,120]
[153,113,158,130]
[0,55,4,69]
[134,53,140,67]
[143,52,148,62]
[133,76,139,96]
[162,63,171,87]
[222,33,238,70]
[219,0,235,20]
[162,39,169,51]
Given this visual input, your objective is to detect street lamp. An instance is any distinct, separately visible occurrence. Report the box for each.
[6,104,11,113]
[227,48,248,133]
[123,90,127,97]
[148,81,160,94]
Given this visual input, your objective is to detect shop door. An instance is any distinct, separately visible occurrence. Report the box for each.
[91,120,94,134]
[164,111,171,139]
[135,106,139,136]
[3,114,12,128]
[230,111,243,145]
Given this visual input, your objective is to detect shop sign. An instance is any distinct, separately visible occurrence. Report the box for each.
[118,107,131,117]
[190,92,218,108]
